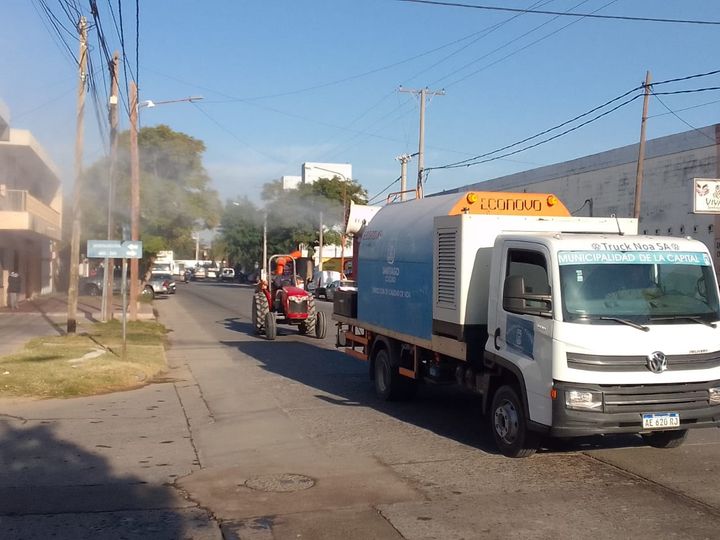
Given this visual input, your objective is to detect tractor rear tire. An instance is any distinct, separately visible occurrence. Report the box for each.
[264,312,277,340]
[315,311,327,339]
[252,292,269,335]
[300,296,317,336]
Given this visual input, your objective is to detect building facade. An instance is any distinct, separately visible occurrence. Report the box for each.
[449,124,720,263]
[0,101,63,307]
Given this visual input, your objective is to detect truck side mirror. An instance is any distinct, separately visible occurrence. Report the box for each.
[503,275,553,317]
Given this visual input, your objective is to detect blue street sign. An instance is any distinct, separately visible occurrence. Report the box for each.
[87,240,143,259]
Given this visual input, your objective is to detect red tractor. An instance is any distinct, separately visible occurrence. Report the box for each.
[252,254,328,341]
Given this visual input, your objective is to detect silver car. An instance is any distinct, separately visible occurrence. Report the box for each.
[143,273,176,299]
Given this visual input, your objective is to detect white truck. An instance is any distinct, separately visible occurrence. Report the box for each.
[334,191,720,457]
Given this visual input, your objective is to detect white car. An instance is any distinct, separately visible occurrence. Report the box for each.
[220,268,235,282]
[325,279,357,301]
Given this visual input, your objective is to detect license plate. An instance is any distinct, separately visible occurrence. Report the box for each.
[642,412,680,429]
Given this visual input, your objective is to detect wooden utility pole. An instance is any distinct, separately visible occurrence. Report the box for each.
[129,81,140,320]
[67,16,88,334]
[396,154,412,201]
[633,71,652,219]
[102,51,120,322]
[399,86,445,199]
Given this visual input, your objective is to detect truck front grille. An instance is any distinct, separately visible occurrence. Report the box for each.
[602,382,713,413]
[567,351,720,372]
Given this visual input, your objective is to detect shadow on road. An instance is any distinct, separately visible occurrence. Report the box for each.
[0,419,189,538]
[220,315,646,455]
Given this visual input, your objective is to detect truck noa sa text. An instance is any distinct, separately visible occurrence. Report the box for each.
[333,191,720,458]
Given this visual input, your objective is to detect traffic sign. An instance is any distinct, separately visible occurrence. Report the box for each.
[87,240,143,259]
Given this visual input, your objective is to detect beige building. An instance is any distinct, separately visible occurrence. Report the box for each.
[0,100,62,306]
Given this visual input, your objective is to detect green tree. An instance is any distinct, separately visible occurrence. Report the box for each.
[221,175,367,270]
[79,125,222,263]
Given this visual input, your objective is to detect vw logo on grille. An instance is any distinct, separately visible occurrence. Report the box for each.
[647,351,668,373]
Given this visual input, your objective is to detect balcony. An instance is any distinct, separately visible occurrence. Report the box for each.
[0,189,61,240]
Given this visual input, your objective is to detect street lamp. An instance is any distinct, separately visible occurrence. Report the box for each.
[127,87,203,320]
[306,165,350,277]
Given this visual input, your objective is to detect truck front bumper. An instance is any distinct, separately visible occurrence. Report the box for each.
[551,380,720,437]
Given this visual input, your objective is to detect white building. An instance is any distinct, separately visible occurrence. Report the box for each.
[301,162,352,184]
[447,124,720,266]
[0,99,63,305]
[281,175,301,190]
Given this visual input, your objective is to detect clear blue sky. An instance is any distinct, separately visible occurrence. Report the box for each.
[2,0,719,205]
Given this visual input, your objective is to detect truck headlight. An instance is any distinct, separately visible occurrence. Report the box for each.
[565,389,603,411]
[710,387,720,405]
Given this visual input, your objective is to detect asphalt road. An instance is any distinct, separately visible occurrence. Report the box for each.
[162,279,720,539]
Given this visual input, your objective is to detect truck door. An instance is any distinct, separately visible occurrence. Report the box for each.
[493,243,554,426]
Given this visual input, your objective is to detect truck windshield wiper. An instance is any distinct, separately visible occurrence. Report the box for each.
[649,315,717,328]
[598,316,650,332]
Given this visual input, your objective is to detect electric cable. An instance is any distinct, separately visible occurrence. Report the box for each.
[649,88,717,144]
[397,0,720,25]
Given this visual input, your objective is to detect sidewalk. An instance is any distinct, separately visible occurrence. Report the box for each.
[0,293,155,357]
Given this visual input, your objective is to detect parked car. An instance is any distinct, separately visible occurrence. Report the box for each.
[193,266,207,280]
[143,273,176,299]
[219,268,235,282]
[80,267,127,296]
[206,267,218,279]
[324,279,357,302]
[310,270,342,299]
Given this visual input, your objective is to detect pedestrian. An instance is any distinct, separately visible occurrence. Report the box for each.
[8,271,21,310]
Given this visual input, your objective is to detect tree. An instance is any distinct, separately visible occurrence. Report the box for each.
[220,175,368,271]
[78,125,222,263]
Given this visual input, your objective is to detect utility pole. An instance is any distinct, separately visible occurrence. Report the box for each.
[67,16,88,334]
[399,86,445,199]
[318,210,324,272]
[396,154,412,201]
[102,51,120,322]
[129,81,140,321]
[633,70,652,219]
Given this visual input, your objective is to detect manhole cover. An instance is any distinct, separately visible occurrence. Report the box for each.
[244,473,315,493]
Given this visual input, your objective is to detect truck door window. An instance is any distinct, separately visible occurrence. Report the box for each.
[506,249,550,309]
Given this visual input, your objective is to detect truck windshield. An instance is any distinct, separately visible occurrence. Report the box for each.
[558,250,720,324]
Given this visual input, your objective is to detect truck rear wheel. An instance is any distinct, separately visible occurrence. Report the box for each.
[641,429,688,449]
[252,292,268,335]
[490,385,539,458]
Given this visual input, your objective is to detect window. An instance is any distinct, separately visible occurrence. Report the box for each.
[506,249,550,309]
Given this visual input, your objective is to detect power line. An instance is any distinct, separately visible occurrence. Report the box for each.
[397,0,720,25]
[649,88,718,144]
[653,68,720,86]
[368,176,402,204]
[652,86,720,96]
[429,92,642,171]
[437,0,617,89]
[437,83,643,169]
[648,98,720,119]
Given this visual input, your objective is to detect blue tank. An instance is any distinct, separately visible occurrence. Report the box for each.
[357,193,464,341]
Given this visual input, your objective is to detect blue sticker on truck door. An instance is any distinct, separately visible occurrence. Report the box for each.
[506,315,534,360]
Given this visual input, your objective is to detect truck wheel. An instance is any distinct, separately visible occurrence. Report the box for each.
[374,347,407,401]
[264,312,277,340]
[252,292,268,334]
[641,429,688,449]
[315,311,327,339]
[490,385,539,458]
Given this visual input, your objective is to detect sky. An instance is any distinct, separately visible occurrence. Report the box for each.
[1,0,719,207]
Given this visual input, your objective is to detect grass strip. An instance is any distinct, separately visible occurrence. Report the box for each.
[0,320,168,399]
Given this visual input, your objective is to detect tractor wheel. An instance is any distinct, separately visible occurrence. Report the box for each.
[252,292,269,335]
[300,296,317,336]
[264,311,277,340]
[315,311,327,339]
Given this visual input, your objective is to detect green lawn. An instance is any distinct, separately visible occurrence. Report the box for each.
[0,320,169,398]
